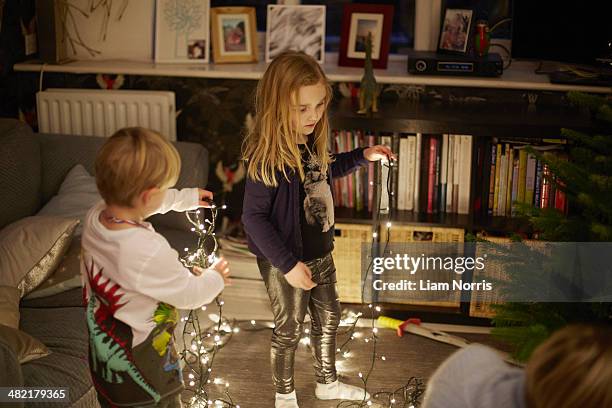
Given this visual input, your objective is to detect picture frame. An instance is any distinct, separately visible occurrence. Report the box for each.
[338,4,394,69]
[438,8,473,54]
[266,4,326,64]
[211,7,258,63]
[154,0,210,63]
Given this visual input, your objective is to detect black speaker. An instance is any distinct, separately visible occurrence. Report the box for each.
[35,0,70,64]
[407,51,503,77]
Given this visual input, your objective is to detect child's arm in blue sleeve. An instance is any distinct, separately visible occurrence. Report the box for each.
[241,177,299,273]
[330,147,369,178]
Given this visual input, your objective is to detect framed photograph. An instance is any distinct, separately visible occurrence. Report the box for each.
[338,4,394,69]
[211,7,257,63]
[438,8,473,54]
[266,5,326,64]
[155,0,210,63]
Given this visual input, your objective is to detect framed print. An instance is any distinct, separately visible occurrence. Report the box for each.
[438,8,473,54]
[155,0,210,63]
[266,5,326,64]
[211,7,257,63]
[339,4,394,69]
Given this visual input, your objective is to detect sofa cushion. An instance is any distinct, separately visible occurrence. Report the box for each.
[38,164,101,236]
[21,287,84,309]
[20,306,95,407]
[38,133,106,205]
[0,119,41,230]
[0,216,79,297]
[0,325,51,364]
[0,285,20,328]
[24,238,82,300]
[0,286,50,364]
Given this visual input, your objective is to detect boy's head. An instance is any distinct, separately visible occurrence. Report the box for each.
[525,324,612,408]
[95,127,180,209]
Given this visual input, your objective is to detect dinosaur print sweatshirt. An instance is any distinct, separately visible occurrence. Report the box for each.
[81,188,225,406]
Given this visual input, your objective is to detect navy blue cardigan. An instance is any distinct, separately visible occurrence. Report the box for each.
[242,147,369,273]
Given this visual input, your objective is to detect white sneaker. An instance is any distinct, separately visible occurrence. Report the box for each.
[275,390,299,408]
[315,380,371,401]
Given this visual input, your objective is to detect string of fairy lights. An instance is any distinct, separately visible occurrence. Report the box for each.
[177,150,425,408]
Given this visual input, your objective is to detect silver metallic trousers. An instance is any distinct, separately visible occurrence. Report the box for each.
[258,252,341,394]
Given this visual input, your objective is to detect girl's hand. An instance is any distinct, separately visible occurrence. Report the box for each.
[285,262,317,290]
[197,188,214,207]
[363,145,396,162]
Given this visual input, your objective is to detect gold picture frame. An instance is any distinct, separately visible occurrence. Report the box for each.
[211,7,258,63]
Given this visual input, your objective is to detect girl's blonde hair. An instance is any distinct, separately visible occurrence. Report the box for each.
[95,127,181,207]
[525,324,612,408]
[242,50,333,186]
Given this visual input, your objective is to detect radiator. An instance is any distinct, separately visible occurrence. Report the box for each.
[36,89,177,141]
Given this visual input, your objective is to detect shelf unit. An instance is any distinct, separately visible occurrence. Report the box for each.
[329,96,600,318]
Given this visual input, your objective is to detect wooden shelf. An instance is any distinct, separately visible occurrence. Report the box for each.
[14,55,612,93]
[330,98,595,138]
[334,206,373,224]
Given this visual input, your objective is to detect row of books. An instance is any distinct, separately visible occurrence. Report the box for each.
[392,134,473,215]
[331,129,375,212]
[331,130,568,218]
[473,139,568,217]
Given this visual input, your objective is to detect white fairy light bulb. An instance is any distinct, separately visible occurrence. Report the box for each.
[184,248,189,252]
[372,232,378,238]
[305,328,310,334]
[386,221,392,228]
[189,373,195,379]
[233,327,240,333]
[367,401,372,406]
[373,328,379,334]
[358,372,363,378]
[375,306,381,312]
[381,355,386,361]
[201,306,207,311]
[391,398,396,404]
[251,320,256,325]
[369,304,373,308]
[191,227,196,232]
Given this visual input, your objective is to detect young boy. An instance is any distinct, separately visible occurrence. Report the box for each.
[81,127,230,408]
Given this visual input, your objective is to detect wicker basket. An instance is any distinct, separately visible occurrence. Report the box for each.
[377,225,465,307]
[470,234,548,318]
[332,223,373,303]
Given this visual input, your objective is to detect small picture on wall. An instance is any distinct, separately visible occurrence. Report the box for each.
[438,8,473,54]
[266,4,326,63]
[155,0,210,63]
[211,7,258,63]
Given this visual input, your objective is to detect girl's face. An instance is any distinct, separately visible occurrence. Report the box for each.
[292,82,327,138]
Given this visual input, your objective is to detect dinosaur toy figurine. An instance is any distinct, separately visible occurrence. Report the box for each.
[357,32,380,115]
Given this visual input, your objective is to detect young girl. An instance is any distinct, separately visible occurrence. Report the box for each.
[241,51,395,407]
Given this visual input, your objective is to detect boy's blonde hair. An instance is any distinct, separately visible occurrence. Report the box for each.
[242,51,333,186]
[95,127,180,207]
[525,324,612,408]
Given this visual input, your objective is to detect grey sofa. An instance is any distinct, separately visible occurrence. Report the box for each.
[0,119,209,407]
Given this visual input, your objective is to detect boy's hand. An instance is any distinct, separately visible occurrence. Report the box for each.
[285,262,317,290]
[211,256,231,285]
[364,145,396,162]
[197,188,214,207]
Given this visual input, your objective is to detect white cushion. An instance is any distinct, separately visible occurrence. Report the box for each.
[38,164,101,235]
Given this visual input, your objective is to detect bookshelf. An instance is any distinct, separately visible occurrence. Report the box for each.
[328,95,600,318]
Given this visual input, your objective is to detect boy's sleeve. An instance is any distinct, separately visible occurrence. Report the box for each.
[136,240,224,309]
[154,188,199,214]
[241,176,298,273]
[330,148,369,178]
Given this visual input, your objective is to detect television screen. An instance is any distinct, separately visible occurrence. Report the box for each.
[511,1,611,66]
